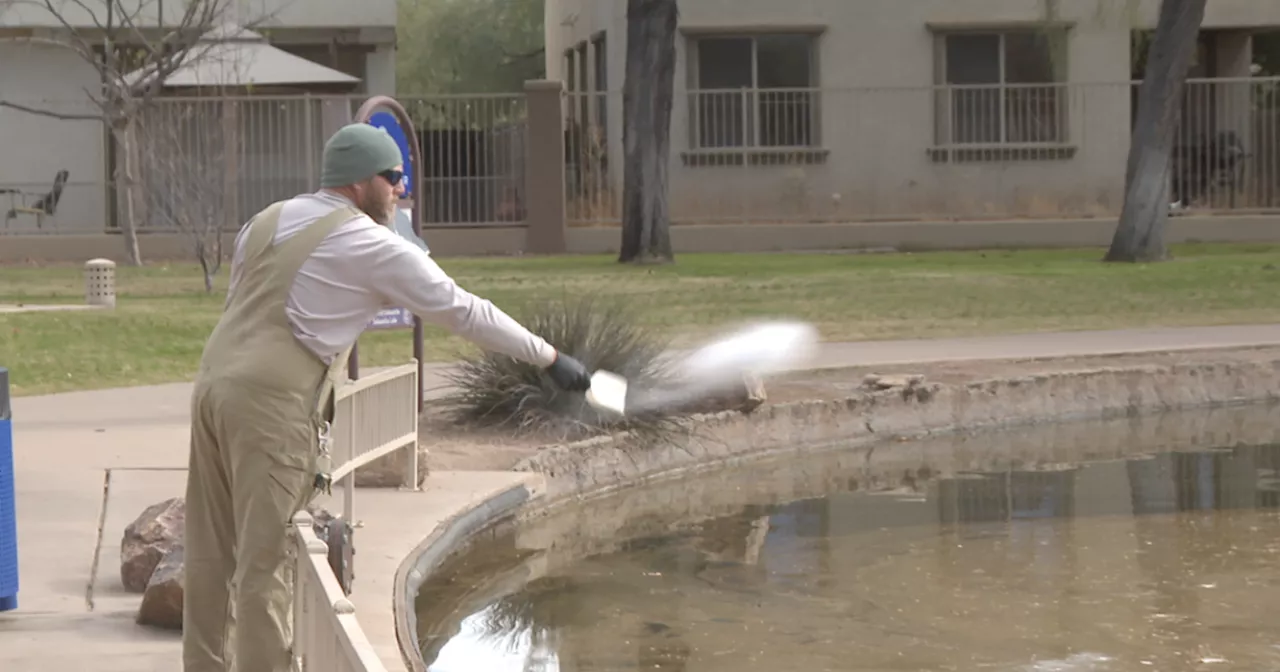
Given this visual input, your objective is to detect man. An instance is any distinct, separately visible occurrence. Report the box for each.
[182,123,591,672]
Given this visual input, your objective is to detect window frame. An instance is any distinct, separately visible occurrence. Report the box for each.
[685,30,823,153]
[931,26,1072,155]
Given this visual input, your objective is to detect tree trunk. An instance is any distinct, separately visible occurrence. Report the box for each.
[115,117,144,266]
[1104,0,1208,263]
[618,0,678,264]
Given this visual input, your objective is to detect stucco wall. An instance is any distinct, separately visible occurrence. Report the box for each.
[0,40,107,235]
[547,0,1280,222]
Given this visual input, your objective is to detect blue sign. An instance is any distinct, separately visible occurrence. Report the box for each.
[368,307,414,331]
[367,111,412,197]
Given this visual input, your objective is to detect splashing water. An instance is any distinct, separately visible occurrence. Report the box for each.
[625,320,820,414]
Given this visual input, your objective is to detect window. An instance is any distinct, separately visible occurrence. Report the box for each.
[564,48,577,92]
[576,42,589,124]
[688,33,818,150]
[934,30,1067,146]
[592,33,607,131]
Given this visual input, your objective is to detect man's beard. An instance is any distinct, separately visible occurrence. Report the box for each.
[359,192,395,225]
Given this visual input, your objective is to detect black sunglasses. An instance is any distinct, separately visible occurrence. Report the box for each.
[377,169,405,187]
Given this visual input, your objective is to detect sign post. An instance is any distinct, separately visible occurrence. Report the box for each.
[349,97,427,413]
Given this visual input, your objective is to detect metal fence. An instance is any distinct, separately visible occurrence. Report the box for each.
[5,78,1280,237]
[398,95,528,226]
[130,94,528,231]
[565,76,1280,225]
[0,92,530,236]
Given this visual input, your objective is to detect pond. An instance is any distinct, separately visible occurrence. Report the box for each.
[414,404,1280,672]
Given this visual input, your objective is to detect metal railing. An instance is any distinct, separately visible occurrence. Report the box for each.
[287,361,420,672]
[564,77,1280,225]
[331,362,421,521]
[6,77,1280,237]
[397,94,528,226]
[0,92,531,236]
[290,510,389,672]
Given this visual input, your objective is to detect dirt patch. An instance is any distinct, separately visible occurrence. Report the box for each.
[419,345,1280,472]
[419,418,552,472]
[767,344,1280,399]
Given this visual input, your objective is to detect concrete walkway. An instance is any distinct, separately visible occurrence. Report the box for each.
[4,323,1280,670]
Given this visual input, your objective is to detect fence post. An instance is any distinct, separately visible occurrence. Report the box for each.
[523,80,568,254]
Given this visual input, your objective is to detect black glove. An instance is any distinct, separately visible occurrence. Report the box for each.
[545,352,592,392]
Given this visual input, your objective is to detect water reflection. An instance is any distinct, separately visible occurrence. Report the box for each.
[419,436,1280,672]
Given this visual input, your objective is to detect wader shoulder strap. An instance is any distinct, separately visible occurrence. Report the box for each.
[241,201,287,262]
[274,205,361,282]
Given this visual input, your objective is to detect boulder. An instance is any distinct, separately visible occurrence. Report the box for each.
[121,497,185,593]
[136,545,184,630]
[131,505,340,631]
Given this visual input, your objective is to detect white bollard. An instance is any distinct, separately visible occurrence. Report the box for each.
[83,258,117,308]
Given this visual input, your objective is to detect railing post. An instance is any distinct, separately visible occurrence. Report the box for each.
[401,365,420,492]
[290,510,325,672]
[524,80,568,254]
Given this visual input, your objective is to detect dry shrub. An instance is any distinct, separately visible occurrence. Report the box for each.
[433,294,683,443]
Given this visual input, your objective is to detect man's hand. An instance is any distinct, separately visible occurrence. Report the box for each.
[545,352,592,392]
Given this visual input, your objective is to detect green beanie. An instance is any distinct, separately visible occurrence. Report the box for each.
[320,123,404,188]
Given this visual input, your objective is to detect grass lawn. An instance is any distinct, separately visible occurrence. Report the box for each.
[3,243,1280,396]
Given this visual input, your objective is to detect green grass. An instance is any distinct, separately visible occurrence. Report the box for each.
[4,243,1280,396]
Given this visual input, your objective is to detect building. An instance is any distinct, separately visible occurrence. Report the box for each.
[546,0,1280,225]
[0,0,396,234]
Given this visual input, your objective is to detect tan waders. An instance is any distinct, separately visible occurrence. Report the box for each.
[182,201,358,672]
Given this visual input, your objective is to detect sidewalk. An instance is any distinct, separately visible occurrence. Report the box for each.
[4,323,1280,670]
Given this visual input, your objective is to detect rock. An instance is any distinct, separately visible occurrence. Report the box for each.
[136,545,184,630]
[861,373,926,391]
[121,497,185,593]
[862,373,933,402]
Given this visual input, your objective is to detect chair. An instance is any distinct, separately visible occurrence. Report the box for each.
[3,169,69,229]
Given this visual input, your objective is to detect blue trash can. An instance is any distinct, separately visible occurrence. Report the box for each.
[0,366,17,612]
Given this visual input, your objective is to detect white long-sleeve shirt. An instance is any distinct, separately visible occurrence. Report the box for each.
[226,190,557,368]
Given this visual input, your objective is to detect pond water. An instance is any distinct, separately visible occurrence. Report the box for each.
[415,405,1280,672]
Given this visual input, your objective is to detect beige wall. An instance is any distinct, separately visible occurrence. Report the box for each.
[547,0,1280,222]
[0,0,396,30]
[0,40,107,235]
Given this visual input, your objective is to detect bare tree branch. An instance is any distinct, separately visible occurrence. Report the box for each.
[137,94,233,292]
[0,99,102,121]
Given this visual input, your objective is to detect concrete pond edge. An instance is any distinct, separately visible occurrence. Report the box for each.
[390,354,1280,671]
